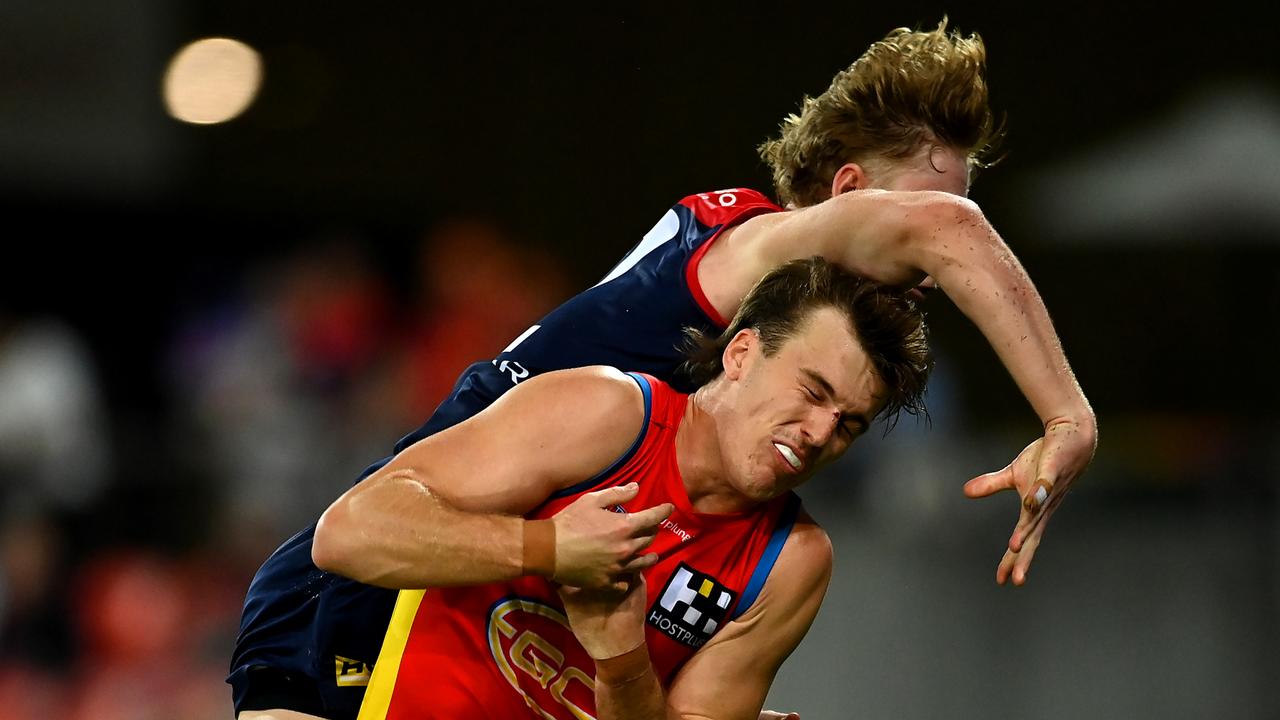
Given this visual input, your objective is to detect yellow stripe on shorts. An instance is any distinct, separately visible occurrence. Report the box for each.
[357,588,427,720]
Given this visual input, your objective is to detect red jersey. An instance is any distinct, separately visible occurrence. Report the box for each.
[358,373,801,720]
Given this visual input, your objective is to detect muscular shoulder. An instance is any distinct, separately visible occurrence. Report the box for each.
[500,365,645,428]
[665,506,831,713]
[512,365,643,411]
[720,508,831,632]
[482,366,649,488]
[762,510,833,605]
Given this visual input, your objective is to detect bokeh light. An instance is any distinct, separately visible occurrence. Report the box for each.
[162,37,262,125]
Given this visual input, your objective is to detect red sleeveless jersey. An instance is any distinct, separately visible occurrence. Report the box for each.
[358,373,801,720]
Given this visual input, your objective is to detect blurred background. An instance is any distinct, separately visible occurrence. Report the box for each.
[0,2,1276,719]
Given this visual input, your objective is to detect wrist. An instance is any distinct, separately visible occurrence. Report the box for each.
[522,519,556,578]
[594,641,651,687]
[1044,405,1097,436]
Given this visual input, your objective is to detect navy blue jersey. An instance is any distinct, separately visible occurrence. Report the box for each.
[396,187,782,443]
[229,188,784,720]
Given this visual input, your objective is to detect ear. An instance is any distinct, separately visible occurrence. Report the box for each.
[721,329,757,381]
[830,162,870,197]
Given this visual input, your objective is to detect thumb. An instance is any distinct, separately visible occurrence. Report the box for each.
[963,466,1013,498]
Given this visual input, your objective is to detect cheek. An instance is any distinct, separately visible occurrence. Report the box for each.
[817,438,853,467]
[741,441,769,474]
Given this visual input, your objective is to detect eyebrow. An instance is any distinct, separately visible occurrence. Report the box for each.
[801,368,870,433]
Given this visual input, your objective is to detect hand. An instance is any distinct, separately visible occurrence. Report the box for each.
[559,574,649,660]
[552,483,674,589]
[963,417,1096,585]
[758,712,800,720]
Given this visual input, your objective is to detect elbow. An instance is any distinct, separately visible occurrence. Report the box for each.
[879,193,993,272]
[914,193,988,237]
[909,195,1005,275]
[1080,407,1100,449]
[312,502,359,578]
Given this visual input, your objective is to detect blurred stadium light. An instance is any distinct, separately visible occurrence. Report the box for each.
[1028,81,1280,243]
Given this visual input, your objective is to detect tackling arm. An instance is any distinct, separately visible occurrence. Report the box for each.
[311,366,673,589]
[720,189,1093,434]
[708,189,1097,583]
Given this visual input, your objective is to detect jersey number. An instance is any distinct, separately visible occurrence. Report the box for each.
[495,360,529,385]
[492,324,539,385]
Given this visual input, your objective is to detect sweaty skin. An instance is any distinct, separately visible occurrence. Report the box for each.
[698,148,1096,584]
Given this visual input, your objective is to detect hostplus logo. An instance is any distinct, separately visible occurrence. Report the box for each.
[647,563,735,648]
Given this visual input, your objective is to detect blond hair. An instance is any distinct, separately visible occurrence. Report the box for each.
[758,18,1003,207]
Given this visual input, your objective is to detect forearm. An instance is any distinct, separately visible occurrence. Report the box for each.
[313,469,538,588]
[806,192,1093,433]
[921,208,1095,432]
[594,646,668,720]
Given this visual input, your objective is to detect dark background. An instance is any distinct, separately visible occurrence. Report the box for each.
[6,3,1279,418]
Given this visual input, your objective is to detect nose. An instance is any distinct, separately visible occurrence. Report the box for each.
[801,406,841,448]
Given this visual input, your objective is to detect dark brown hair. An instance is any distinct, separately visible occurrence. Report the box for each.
[758,18,1004,207]
[680,257,931,427]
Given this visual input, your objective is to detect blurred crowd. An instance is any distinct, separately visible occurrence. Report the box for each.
[0,218,568,719]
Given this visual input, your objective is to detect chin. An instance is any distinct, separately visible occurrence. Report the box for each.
[743,475,788,502]
[735,457,793,502]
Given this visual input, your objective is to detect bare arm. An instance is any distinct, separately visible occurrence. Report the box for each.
[665,518,832,719]
[709,189,1091,429]
[312,366,673,589]
[703,190,1097,583]
[559,576,667,720]
[558,515,833,720]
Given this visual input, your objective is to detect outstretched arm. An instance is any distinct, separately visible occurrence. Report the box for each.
[706,189,1097,584]
[312,366,673,590]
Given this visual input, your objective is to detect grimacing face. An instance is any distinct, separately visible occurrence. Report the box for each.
[718,306,888,502]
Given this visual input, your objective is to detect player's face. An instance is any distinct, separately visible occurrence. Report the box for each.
[722,307,887,501]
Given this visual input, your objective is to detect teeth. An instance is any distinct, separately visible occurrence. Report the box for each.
[774,443,801,470]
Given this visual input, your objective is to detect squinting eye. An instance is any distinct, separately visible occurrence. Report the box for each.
[804,386,820,401]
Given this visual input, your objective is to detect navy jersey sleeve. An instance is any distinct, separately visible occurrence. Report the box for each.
[386,188,782,458]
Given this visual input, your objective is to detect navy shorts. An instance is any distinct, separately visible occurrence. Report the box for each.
[229,362,509,719]
[228,524,398,720]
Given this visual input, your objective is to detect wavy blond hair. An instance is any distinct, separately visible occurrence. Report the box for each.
[759,18,1003,207]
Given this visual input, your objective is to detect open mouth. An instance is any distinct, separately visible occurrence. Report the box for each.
[773,442,802,471]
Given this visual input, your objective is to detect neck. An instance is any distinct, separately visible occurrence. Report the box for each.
[676,383,752,514]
